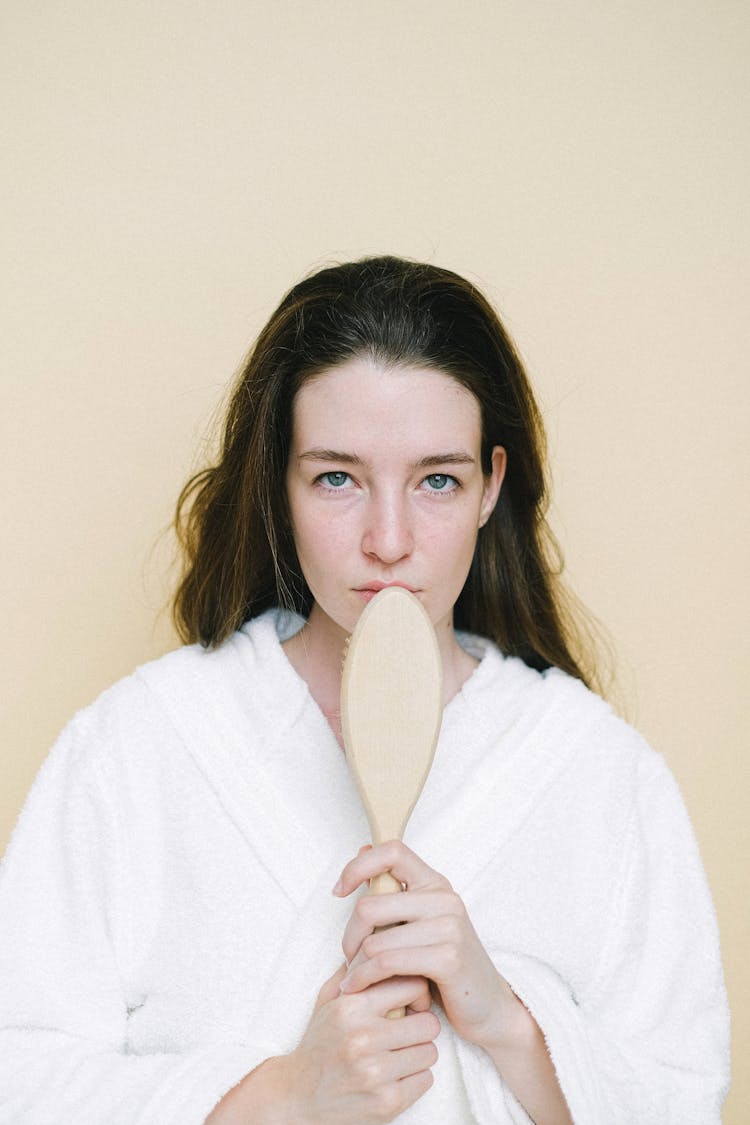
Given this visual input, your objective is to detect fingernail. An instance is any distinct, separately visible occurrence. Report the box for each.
[332,878,344,895]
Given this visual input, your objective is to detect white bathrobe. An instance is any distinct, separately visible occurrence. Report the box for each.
[0,610,729,1124]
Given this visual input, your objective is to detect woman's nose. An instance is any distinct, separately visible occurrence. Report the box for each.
[361,493,414,565]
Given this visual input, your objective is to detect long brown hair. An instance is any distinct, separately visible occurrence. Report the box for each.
[173,256,601,688]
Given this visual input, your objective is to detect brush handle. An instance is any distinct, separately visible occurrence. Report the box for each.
[341,588,443,1023]
[370,871,402,896]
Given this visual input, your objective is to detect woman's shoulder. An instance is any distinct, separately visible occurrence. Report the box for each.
[460,631,666,787]
[48,609,301,773]
[84,608,293,701]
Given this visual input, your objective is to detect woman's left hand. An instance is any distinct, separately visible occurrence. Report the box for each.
[334,840,522,1051]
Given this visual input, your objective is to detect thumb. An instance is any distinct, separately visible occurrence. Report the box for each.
[315,962,348,1009]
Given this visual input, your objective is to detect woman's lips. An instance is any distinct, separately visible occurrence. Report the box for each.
[354,581,419,601]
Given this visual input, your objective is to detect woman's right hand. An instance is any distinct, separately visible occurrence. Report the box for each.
[282,963,439,1124]
[208,963,439,1124]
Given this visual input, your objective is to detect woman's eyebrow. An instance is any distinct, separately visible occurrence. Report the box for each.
[414,453,476,468]
[297,449,362,464]
[296,449,476,468]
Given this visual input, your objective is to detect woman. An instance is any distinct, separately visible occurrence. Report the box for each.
[0,257,729,1123]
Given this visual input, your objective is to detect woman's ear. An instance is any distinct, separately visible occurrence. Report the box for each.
[479,446,506,527]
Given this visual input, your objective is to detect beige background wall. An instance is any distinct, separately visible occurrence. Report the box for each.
[2,1,747,1117]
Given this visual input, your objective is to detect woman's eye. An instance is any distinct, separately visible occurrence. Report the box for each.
[423,473,457,492]
[319,471,351,489]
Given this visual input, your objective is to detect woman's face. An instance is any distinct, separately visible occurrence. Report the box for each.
[285,356,505,648]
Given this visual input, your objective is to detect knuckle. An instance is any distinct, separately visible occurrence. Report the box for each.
[444,890,464,914]
[443,913,464,943]
[376,949,399,976]
[359,1057,384,1089]
[361,932,380,959]
[354,896,376,925]
[343,1028,370,1063]
[375,1084,401,1119]
[333,1002,358,1035]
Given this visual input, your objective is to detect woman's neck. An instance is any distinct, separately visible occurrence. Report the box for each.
[281,605,479,747]
[282,614,349,745]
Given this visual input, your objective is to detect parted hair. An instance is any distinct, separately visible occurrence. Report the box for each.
[173,255,599,688]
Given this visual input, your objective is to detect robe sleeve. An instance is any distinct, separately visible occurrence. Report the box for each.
[454,755,730,1125]
[0,713,273,1125]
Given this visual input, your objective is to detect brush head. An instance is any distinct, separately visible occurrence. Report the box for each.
[340,587,443,844]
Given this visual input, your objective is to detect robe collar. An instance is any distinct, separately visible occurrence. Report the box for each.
[139,610,608,910]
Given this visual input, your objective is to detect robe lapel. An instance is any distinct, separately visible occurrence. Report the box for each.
[406,649,609,895]
[137,614,368,910]
[140,615,608,918]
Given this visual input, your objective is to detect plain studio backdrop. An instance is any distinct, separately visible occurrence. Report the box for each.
[1,2,747,1118]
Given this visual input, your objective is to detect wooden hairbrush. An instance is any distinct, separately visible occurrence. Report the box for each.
[340,586,443,1017]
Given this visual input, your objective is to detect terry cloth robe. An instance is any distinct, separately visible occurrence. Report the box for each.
[0,610,729,1124]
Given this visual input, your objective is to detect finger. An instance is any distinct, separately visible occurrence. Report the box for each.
[333,840,444,897]
[360,1009,441,1053]
[406,988,434,1014]
[394,1067,435,1107]
[356,916,455,964]
[315,962,348,1008]
[350,973,432,1016]
[342,891,462,963]
[333,840,450,899]
[367,1068,434,1123]
[342,943,459,995]
[382,1040,439,1083]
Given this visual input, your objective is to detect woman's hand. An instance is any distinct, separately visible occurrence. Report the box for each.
[207,963,439,1125]
[335,842,574,1125]
[334,840,524,1053]
[281,963,440,1124]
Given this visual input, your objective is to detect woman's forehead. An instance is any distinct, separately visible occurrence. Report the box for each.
[293,357,479,419]
[290,359,482,453]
